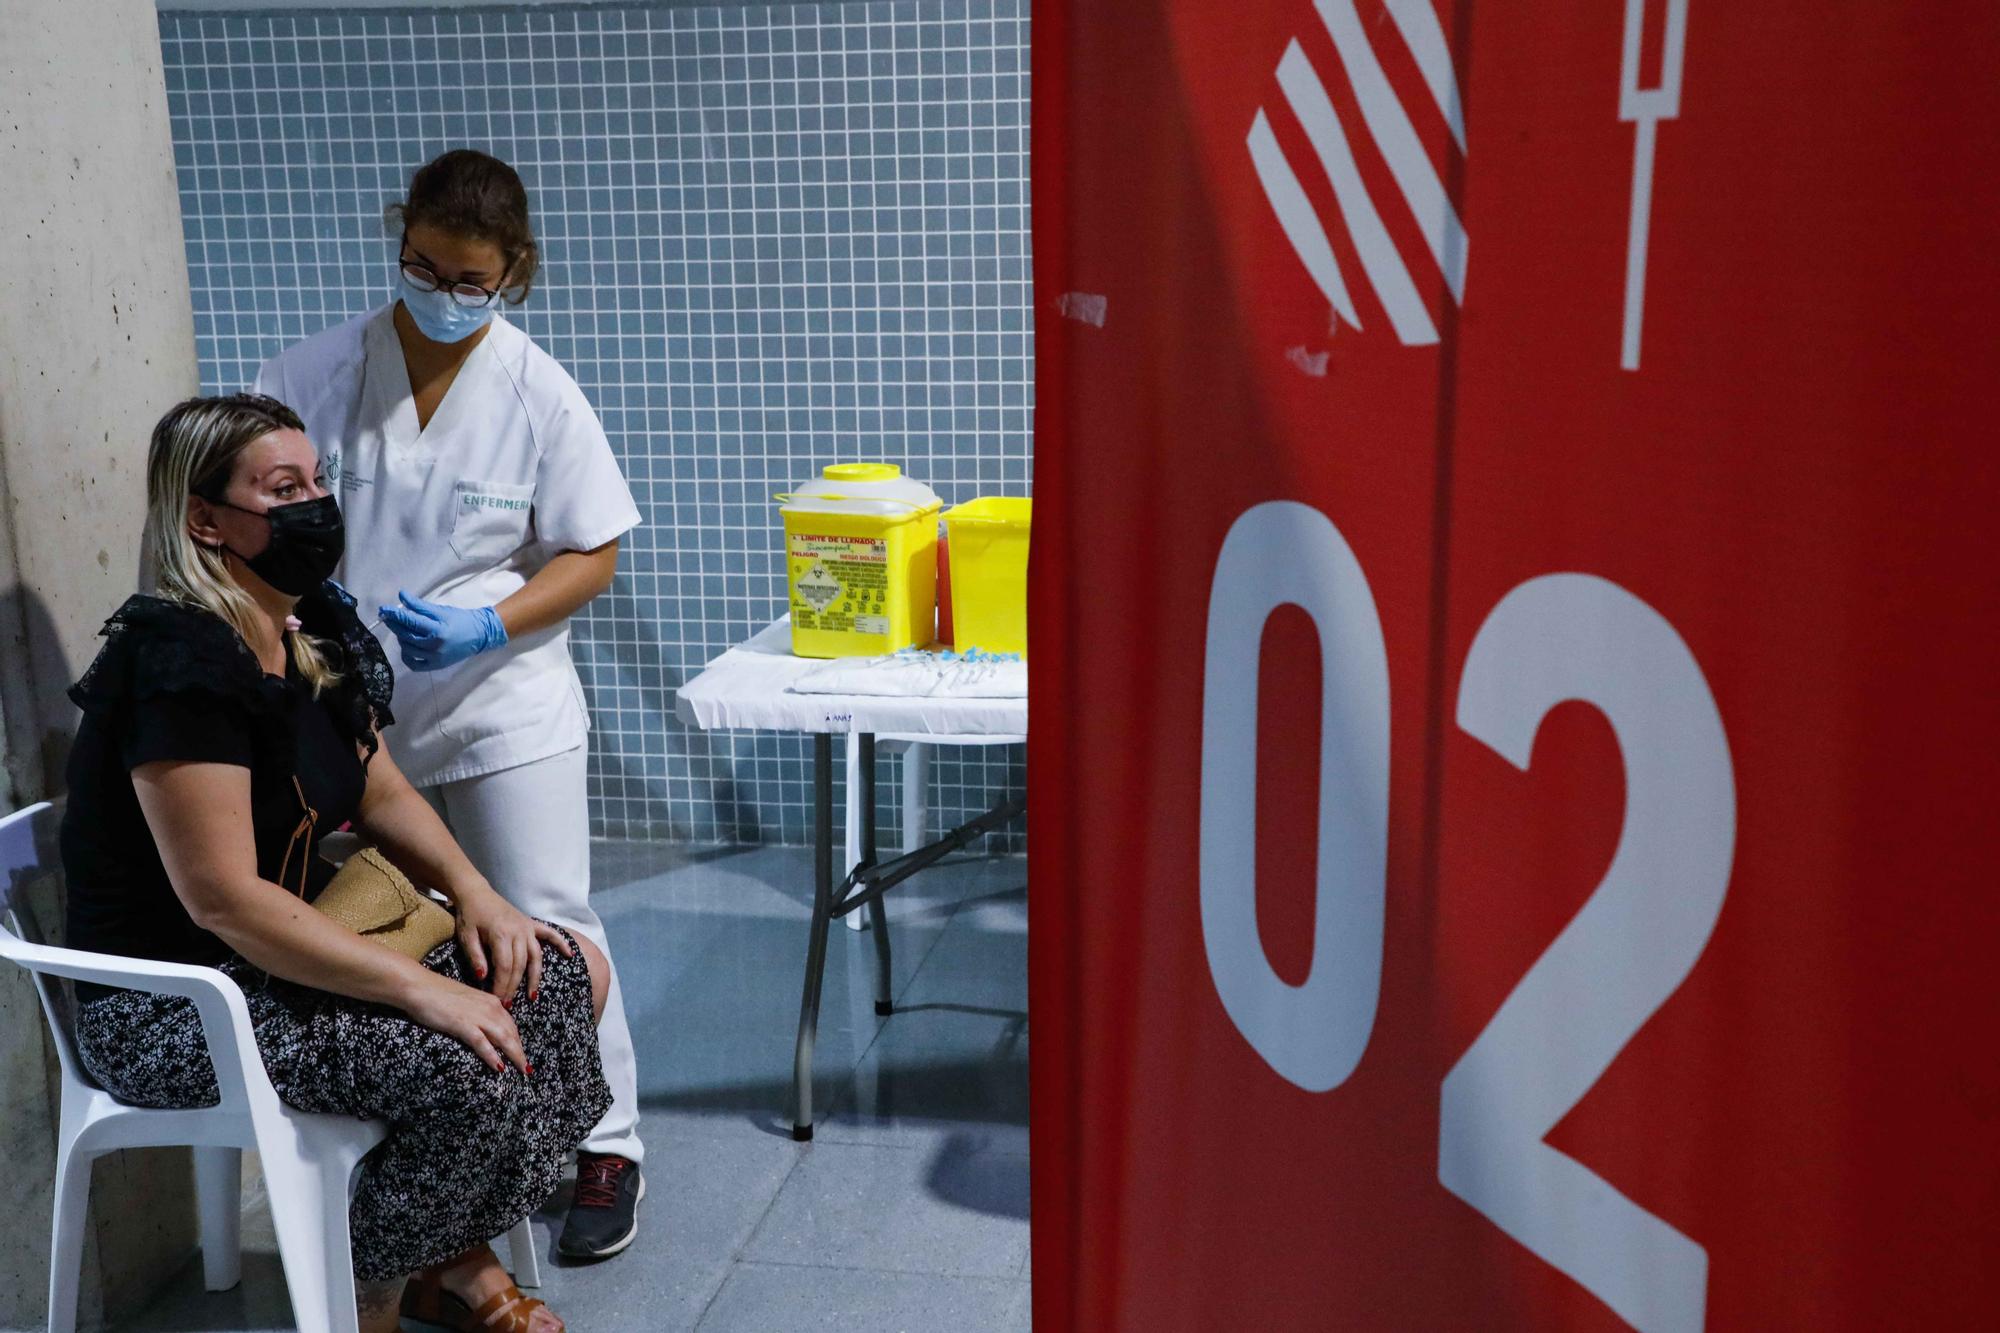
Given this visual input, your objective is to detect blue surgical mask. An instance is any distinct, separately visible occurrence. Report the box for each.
[395,270,497,344]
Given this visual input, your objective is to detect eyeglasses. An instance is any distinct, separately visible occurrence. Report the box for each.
[398,237,504,308]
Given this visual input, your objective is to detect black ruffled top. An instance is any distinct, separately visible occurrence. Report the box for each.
[60,581,395,1000]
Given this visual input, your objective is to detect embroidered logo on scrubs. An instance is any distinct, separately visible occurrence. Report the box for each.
[796,562,842,610]
[328,454,371,494]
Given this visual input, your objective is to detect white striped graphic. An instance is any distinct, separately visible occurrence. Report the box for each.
[1316,0,1466,303]
[1382,0,1466,151]
[1277,41,1438,345]
[1250,1,1465,349]
[1248,110,1362,329]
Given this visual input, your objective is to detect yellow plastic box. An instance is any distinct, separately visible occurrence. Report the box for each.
[780,463,941,658]
[942,496,1031,656]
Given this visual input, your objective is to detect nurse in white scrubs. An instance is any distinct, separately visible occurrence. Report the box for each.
[255,149,647,1261]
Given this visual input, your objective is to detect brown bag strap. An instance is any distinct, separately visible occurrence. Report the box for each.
[278,774,319,900]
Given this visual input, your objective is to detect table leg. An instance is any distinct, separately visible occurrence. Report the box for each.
[842,732,866,931]
[860,733,893,1015]
[902,741,930,854]
[792,732,836,1141]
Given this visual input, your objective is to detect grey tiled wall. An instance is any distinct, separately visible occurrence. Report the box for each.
[158,1,1031,847]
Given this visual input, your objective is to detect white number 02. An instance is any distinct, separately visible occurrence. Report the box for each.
[1199,505,1736,1333]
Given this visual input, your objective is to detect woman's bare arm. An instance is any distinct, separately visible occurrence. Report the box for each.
[132,758,528,1072]
[136,758,433,1006]
[351,733,576,1005]
[349,734,491,905]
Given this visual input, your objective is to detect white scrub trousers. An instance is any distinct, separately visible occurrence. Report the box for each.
[418,744,643,1165]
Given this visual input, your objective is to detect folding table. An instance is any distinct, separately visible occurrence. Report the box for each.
[675,617,1027,1138]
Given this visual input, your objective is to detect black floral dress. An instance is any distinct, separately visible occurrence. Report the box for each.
[62,582,611,1282]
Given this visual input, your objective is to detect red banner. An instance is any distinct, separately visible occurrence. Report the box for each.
[1027,3,2000,1329]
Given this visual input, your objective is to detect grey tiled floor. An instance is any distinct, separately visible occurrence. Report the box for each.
[117,842,1031,1332]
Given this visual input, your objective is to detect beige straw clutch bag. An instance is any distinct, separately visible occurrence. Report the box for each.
[312,846,457,961]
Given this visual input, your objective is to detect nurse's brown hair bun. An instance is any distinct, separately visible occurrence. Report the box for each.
[386,149,540,304]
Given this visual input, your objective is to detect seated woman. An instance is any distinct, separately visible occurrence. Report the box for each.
[62,393,607,1333]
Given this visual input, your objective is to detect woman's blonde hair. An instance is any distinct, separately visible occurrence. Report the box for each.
[146,394,343,696]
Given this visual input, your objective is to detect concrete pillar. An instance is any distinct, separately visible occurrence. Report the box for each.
[0,1,203,1328]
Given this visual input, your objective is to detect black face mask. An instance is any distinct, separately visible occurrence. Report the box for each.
[212,494,346,596]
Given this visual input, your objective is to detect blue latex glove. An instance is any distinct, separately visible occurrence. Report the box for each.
[378,591,507,672]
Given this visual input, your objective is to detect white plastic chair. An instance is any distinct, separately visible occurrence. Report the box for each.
[0,801,538,1333]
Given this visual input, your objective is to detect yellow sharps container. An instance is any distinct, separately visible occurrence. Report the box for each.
[941,496,1031,656]
[779,464,941,658]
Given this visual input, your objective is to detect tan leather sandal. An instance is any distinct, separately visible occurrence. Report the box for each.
[402,1269,561,1333]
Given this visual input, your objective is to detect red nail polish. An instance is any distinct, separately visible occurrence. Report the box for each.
[525,1063,535,1077]
[503,998,513,1010]
[530,991,539,1003]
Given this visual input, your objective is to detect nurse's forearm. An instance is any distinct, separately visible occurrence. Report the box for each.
[493,539,618,640]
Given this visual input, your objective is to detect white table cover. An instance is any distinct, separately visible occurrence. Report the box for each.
[675,618,1030,738]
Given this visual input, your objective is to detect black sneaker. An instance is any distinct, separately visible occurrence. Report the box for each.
[557,1152,645,1259]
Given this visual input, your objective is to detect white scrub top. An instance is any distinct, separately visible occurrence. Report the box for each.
[254,304,639,788]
